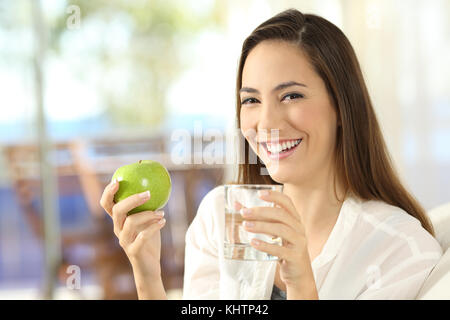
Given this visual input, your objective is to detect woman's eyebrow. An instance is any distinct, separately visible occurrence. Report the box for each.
[239,81,307,94]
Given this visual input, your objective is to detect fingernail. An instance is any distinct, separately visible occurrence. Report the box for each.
[139,190,150,200]
[251,238,261,246]
[158,218,166,225]
[258,190,269,197]
[243,221,254,228]
[112,179,119,188]
[155,211,164,217]
[240,208,252,217]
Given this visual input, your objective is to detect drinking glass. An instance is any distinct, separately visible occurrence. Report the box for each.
[223,184,283,261]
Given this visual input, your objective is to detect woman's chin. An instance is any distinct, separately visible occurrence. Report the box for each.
[265,163,297,184]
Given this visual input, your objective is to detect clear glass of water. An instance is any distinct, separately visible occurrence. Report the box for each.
[223,184,284,261]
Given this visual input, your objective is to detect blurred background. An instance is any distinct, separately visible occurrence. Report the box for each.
[0,0,449,299]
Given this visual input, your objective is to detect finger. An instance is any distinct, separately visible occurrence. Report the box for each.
[233,200,245,212]
[129,218,166,253]
[240,205,300,230]
[99,179,119,216]
[257,189,300,221]
[112,190,151,234]
[231,201,246,245]
[225,213,240,245]
[120,210,165,247]
[243,220,299,245]
[121,210,165,246]
[250,238,290,261]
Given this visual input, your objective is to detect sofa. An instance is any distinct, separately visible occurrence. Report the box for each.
[417,202,450,299]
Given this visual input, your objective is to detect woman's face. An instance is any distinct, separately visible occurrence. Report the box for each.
[240,40,338,185]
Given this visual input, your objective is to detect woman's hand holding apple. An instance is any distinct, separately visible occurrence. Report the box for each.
[100,179,167,296]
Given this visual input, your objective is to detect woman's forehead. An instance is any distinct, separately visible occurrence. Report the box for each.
[242,40,316,88]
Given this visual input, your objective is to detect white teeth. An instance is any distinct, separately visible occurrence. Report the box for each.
[266,139,301,153]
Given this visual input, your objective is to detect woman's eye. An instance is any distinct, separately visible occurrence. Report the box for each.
[241,97,259,105]
[282,93,304,101]
[241,94,303,105]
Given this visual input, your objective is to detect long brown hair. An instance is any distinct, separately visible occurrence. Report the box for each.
[233,8,434,235]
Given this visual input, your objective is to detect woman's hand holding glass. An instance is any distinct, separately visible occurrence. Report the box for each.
[241,189,317,296]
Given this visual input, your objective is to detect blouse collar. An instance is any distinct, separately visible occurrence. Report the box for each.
[311,196,361,270]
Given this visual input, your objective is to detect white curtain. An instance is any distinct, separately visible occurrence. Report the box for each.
[339,0,450,209]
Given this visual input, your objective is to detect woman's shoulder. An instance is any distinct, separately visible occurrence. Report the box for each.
[197,185,225,212]
[185,185,225,248]
[202,185,225,201]
[192,185,225,225]
[347,196,443,257]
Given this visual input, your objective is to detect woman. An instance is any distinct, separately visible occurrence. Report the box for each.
[100,9,442,299]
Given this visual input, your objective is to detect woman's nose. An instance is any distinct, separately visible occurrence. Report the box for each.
[257,102,284,133]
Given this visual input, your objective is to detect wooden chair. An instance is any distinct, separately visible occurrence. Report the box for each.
[3,134,226,298]
[3,141,138,299]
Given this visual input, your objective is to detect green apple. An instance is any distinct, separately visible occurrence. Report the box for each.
[112,160,171,215]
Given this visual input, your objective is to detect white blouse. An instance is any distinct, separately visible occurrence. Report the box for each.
[182,186,443,300]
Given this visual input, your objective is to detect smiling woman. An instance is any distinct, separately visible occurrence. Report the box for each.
[235,9,435,237]
[99,8,443,301]
[181,8,442,300]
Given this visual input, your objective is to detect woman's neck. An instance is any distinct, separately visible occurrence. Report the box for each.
[282,171,345,237]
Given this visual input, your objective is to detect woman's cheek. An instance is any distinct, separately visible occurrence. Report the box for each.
[288,107,311,130]
[240,109,259,137]
[240,109,252,130]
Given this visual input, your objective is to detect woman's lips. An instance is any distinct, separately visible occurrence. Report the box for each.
[259,139,302,160]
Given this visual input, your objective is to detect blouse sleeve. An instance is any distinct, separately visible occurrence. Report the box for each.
[182,186,223,299]
[356,253,442,299]
[355,218,443,300]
